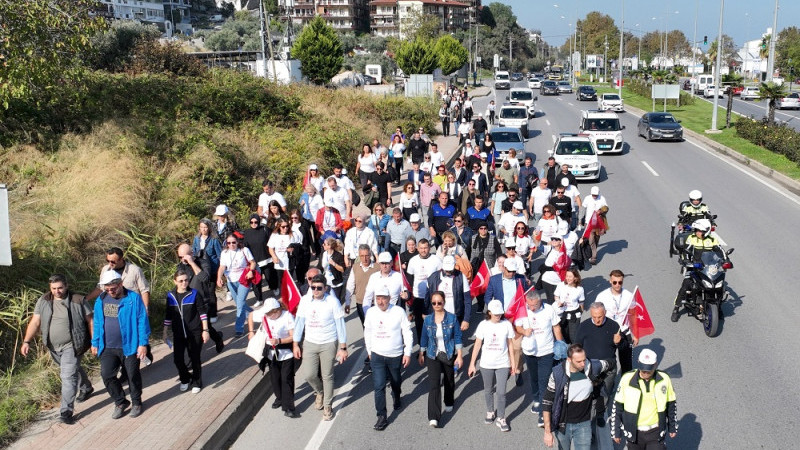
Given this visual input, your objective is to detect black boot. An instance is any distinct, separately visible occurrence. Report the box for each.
[671,307,680,322]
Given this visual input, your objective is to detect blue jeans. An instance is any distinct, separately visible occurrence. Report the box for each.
[227,280,252,334]
[371,352,403,416]
[525,352,554,406]
[554,420,592,450]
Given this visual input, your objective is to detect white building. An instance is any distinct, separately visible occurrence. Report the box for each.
[101,0,166,22]
[737,29,771,82]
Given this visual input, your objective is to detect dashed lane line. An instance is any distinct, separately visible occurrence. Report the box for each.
[641,160,660,177]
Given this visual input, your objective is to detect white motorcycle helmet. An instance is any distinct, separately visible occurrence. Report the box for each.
[691,218,712,235]
[689,190,703,203]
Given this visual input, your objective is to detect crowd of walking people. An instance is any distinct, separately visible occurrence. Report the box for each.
[20,111,677,449]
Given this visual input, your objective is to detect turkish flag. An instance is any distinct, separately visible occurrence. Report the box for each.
[302,168,310,188]
[504,279,530,323]
[582,210,607,239]
[394,253,413,305]
[553,242,572,281]
[469,260,490,297]
[281,270,302,316]
[627,286,655,340]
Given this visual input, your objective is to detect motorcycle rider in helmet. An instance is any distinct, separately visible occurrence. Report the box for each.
[678,190,712,230]
[671,219,723,322]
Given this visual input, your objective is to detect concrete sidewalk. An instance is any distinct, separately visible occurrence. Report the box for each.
[11,129,463,450]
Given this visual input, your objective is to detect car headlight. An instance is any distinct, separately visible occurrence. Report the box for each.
[586,162,599,169]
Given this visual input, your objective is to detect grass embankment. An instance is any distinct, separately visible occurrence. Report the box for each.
[0,69,438,445]
[594,84,800,180]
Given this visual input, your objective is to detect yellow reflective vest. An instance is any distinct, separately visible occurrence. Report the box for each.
[611,370,678,443]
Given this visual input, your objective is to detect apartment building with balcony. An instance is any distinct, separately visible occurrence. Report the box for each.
[100,0,166,22]
[395,0,469,39]
[369,0,399,38]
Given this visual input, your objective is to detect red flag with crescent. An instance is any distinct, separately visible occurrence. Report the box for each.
[582,210,607,239]
[394,253,413,305]
[504,279,530,323]
[469,260,490,297]
[281,270,302,316]
[628,286,655,339]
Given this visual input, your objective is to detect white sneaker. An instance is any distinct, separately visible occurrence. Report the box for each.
[225,292,233,302]
[443,406,453,413]
[179,383,190,392]
[191,386,202,394]
[429,419,438,428]
[253,301,263,308]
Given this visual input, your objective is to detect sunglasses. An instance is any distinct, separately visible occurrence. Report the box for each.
[454,219,462,223]
[431,301,444,306]
[280,225,288,229]
[612,280,623,285]
[250,220,259,224]
[310,285,325,291]
[516,226,526,230]
[226,241,237,245]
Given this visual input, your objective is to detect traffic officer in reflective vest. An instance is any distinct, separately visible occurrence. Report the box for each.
[611,349,677,449]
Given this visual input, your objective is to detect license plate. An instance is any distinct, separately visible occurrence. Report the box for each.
[571,170,584,175]
[662,134,673,138]
[598,144,611,149]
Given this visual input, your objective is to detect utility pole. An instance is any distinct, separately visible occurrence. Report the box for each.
[618,0,624,98]
[710,0,725,132]
[604,34,608,83]
[260,0,278,82]
[691,0,698,97]
[767,0,779,81]
[509,35,513,68]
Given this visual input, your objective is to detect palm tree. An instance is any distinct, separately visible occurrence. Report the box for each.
[759,81,785,123]
[723,73,743,127]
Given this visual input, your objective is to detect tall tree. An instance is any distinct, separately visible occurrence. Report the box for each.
[776,27,800,78]
[0,0,107,108]
[395,39,438,75]
[434,35,468,75]
[291,16,344,85]
[759,81,786,123]
[401,7,441,41]
[476,3,534,70]
[722,73,744,128]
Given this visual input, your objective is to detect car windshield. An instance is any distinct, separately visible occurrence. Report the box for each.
[500,108,527,119]
[556,141,595,156]
[603,94,620,100]
[491,132,522,143]
[558,82,570,86]
[511,91,533,101]
[581,87,595,92]
[584,118,621,131]
[496,74,509,80]
[650,114,677,123]
[543,81,556,86]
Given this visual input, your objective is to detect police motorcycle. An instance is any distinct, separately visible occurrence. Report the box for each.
[676,190,716,232]
[669,219,734,337]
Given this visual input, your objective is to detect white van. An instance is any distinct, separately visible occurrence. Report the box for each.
[508,88,537,117]
[692,75,714,94]
[495,71,511,90]
[579,110,625,154]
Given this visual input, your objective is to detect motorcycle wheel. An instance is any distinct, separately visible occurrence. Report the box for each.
[704,303,720,337]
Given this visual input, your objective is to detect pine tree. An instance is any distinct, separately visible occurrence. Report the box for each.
[291,17,344,85]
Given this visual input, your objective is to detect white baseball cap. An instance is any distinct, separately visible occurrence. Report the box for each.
[264,297,281,311]
[505,237,516,248]
[638,348,658,371]
[513,201,523,210]
[487,299,505,315]
[442,255,456,271]
[561,178,570,187]
[375,286,391,297]
[309,164,318,170]
[214,204,229,216]
[591,186,600,195]
[503,258,517,272]
[99,270,122,286]
[410,213,421,222]
[378,252,393,263]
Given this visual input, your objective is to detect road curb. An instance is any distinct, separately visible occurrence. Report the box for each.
[625,103,800,197]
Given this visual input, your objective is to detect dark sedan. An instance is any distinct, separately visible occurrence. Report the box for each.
[511,72,524,81]
[541,80,559,95]
[638,112,684,141]
[576,86,597,101]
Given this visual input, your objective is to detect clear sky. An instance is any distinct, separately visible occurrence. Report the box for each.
[497,0,798,49]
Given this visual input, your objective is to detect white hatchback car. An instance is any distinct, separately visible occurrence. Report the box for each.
[528,77,542,89]
[598,93,624,112]
[548,133,601,181]
[740,86,760,100]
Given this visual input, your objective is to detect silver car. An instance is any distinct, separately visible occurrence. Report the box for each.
[778,93,800,110]
[557,81,573,93]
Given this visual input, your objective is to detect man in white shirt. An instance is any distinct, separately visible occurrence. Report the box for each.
[364,286,413,431]
[324,176,350,218]
[362,252,409,314]
[344,214,378,267]
[581,186,608,227]
[293,274,348,421]
[498,201,528,240]
[429,142,444,168]
[595,269,636,373]
[257,180,288,220]
[528,179,552,222]
[514,290,564,424]
[406,239,442,341]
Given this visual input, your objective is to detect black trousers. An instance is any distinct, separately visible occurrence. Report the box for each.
[618,336,633,373]
[173,331,203,385]
[268,357,296,412]
[541,281,558,305]
[425,355,455,421]
[442,119,450,136]
[627,428,667,450]
[412,297,426,345]
[356,303,366,327]
[101,348,143,406]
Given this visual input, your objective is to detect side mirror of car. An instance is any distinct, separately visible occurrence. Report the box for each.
[621,125,626,129]
[505,96,509,100]
[677,120,682,123]
[524,139,529,143]
[534,96,539,101]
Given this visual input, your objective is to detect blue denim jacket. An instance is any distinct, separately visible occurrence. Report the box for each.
[420,312,463,359]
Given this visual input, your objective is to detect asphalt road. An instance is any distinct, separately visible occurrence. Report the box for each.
[693,92,800,131]
[232,80,800,449]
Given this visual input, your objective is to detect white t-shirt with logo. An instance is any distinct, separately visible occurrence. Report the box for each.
[406,255,442,298]
[219,247,254,281]
[295,293,344,345]
[363,305,413,358]
[324,187,350,215]
[553,283,585,315]
[258,192,288,211]
[515,303,560,356]
[429,272,469,316]
[252,308,294,361]
[596,288,634,333]
[474,319,515,369]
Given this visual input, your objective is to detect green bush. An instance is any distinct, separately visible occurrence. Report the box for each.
[735,118,800,163]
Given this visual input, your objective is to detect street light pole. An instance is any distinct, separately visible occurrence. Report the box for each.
[766,0,778,82]
[691,0,698,97]
[710,0,725,132]
[618,0,624,98]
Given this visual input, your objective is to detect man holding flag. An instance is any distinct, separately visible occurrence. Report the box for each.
[362,252,410,315]
[513,289,564,427]
[596,270,636,373]
[580,187,608,265]
[485,259,529,386]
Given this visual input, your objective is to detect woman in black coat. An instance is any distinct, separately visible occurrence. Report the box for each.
[288,208,315,281]
[243,213,270,305]
[163,268,209,393]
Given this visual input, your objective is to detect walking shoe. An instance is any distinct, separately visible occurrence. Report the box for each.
[225,292,233,302]
[484,411,496,424]
[271,399,282,409]
[215,332,225,353]
[322,406,334,421]
[192,385,202,394]
[671,307,681,322]
[443,405,453,413]
[537,414,545,428]
[530,401,541,414]
[179,383,190,392]
[59,411,74,425]
[429,419,438,428]
[284,410,300,419]
[496,418,510,432]
[111,400,130,419]
[373,415,388,431]
[393,396,402,410]
[129,404,143,418]
[314,392,324,410]
[234,332,244,338]
[76,387,94,403]
[253,301,263,308]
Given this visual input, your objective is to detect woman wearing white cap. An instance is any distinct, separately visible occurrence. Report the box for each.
[468,299,516,432]
[307,164,325,193]
[213,204,237,242]
[248,298,298,418]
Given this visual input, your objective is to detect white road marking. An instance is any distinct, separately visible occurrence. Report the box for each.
[567,102,574,106]
[545,119,551,126]
[303,349,365,450]
[687,139,800,208]
[641,160,660,176]
[551,134,556,143]
[557,97,563,101]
